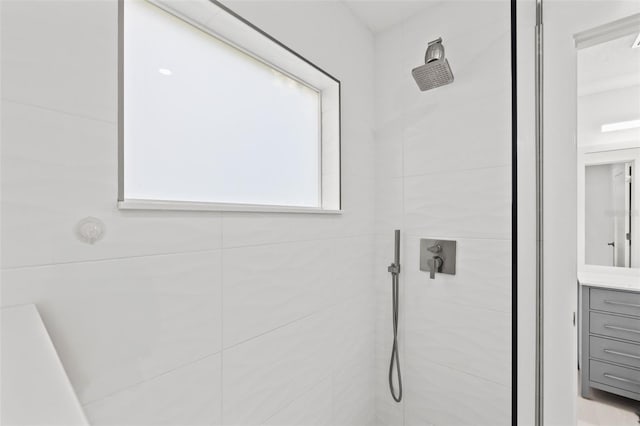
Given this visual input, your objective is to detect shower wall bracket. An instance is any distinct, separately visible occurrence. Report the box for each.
[420,239,456,279]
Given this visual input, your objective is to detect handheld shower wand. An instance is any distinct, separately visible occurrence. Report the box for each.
[387,229,402,402]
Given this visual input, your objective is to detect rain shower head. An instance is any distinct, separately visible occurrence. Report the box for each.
[411,38,454,91]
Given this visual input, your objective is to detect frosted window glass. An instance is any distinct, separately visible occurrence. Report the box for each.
[123,0,321,207]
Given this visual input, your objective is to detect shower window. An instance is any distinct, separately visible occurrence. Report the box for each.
[118,0,341,213]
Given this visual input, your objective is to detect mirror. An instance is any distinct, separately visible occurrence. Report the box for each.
[577,24,640,272]
[585,162,632,267]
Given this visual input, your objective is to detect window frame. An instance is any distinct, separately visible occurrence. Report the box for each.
[117,0,342,214]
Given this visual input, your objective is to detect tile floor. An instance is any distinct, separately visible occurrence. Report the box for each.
[578,385,640,426]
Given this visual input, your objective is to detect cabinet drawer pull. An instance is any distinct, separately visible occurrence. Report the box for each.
[604,325,640,335]
[603,373,640,387]
[603,349,640,360]
[604,300,640,309]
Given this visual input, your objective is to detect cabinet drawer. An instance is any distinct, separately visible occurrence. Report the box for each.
[590,336,640,369]
[590,360,640,395]
[591,288,640,317]
[590,312,640,343]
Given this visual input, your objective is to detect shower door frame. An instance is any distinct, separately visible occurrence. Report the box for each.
[523,2,640,426]
[514,0,539,424]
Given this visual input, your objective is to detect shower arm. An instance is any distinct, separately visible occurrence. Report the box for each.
[424,37,444,63]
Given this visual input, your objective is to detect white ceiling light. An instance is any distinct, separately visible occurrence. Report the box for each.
[158,68,172,76]
[633,32,640,49]
[601,119,640,133]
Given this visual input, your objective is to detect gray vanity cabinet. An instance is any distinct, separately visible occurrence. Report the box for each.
[581,285,640,401]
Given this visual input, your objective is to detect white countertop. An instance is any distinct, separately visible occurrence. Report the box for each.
[578,270,640,292]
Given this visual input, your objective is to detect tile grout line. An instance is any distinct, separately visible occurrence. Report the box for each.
[1,232,377,271]
[400,22,408,426]
[417,357,513,389]
[402,162,511,179]
[81,350,222,407]
[223,290,367,355]
[220,232,375,251]
[2,98,117,125]
[412,297,513,315]
[221,311,319,352]
[373,232,512,242]
[1,247,224,271]
[80,299,343,414]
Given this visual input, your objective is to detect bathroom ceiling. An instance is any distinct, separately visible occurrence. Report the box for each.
[577,31,640,146]
[578,32,640,96]
[341,1,436,33]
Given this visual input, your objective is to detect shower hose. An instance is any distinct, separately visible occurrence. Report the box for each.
[388,266,402,402]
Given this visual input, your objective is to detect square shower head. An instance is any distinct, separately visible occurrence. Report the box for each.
[411,58,454,91]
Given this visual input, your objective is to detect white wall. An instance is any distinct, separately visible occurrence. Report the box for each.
[0,1,376,424]
[373,2,512,425]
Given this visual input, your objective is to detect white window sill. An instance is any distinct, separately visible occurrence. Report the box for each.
[117,199,342,214]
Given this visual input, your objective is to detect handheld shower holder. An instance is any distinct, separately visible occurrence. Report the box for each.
[387,263,400,275]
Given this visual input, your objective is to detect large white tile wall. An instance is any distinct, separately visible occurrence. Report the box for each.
[373,2,512,425]
[0,0,375,424]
